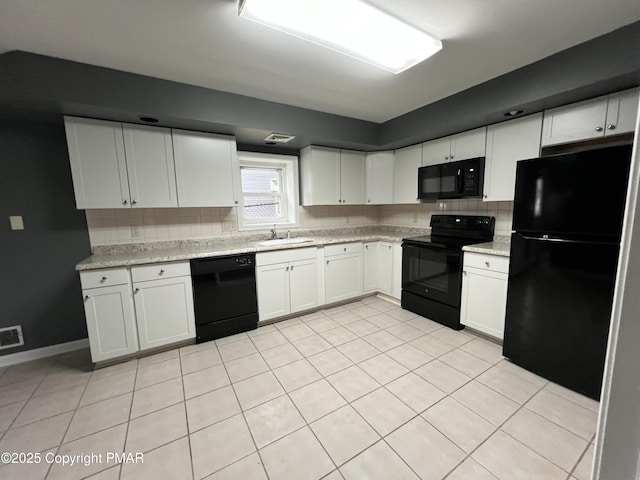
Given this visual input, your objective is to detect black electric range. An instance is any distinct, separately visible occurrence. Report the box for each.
[402,215,495,330]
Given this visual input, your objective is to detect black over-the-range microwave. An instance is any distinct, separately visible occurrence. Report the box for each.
[418,157,485,200]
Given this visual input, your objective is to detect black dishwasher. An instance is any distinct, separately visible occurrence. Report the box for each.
[190,253,258,343]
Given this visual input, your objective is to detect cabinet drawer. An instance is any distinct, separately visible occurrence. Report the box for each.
[324,242,363,257]
[131,261,190,283]
[256,247,317,266]
[80,268,130,289]
[463,252,509,273]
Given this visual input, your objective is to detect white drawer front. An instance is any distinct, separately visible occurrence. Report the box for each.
[131,261,191,283]
[80,268,130,289]
[463,252,510,273]
[256,247,318,266]
[324,242,363,257]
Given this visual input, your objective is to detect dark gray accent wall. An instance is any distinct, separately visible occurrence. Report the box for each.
[0,117,91,356]
[380,21,640,149]
[1,22,639,151]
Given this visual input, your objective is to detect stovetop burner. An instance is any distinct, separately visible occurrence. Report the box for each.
[403,215,496,250]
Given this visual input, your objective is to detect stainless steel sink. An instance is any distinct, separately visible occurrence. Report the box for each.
[256,237,314,246]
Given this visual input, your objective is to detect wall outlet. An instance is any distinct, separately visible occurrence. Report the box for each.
[9,216,24,230]
[131,225,140,237]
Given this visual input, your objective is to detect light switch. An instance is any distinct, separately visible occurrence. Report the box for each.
[9,216,24,231]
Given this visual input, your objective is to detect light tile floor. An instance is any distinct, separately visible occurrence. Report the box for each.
[0,297,599,480]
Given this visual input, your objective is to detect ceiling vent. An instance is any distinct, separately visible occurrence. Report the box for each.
[264,133,296,144]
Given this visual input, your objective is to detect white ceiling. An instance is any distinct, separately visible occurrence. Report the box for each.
[1,0,639,123]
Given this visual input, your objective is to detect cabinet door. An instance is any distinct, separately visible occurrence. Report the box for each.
[83,284,138,362]
[484,114,542,202]
[123,124,178,208]
[340,150,366,205]
[377,242,393,295]
[64,116,130,209]
[365,151,394,205]
[393,144,421,204]
[460,267,507,339]
[363,242,378,292]
[300,146,341,206]
[256,263,290,321]
[605,88,640,136]
[450,127,486,161]
[173,130,237,207]
[133,276,195,350]
[541,97,608,146]
[422,137,451,166]
[391,243,402,300]
[289,259,319,314]
[325,253,364,303]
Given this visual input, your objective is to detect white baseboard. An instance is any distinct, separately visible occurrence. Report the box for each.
[0,338,90,367]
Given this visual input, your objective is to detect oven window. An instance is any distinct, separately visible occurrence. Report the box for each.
[402,244,462,307]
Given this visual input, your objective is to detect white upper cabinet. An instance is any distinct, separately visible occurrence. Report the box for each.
[122,124,177,208]
[541,87,639,146]
[484,113,543,202]
[365,151,394,204]
[172,130,238,207]
[450,127,487,160]
[605,88,640,135]
[300,146,365,205]
[422,137,451,166]
[422,127,486,166]
[393,144,421,204]
[65,116,179,209]
[340,149,366,205]
[65,116,130,209]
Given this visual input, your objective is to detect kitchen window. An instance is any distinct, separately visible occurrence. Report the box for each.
[237,152,299,230]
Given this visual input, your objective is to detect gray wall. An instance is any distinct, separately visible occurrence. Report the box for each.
[0,117,91,356]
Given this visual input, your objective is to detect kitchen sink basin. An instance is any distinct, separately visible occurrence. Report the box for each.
[256,237,314,246]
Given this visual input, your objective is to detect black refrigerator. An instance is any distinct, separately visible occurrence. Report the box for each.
[503,144,632,400]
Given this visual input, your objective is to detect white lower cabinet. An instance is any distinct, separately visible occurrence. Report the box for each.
[391,243,402,300]
[80,262,195,362]
[256,248,319,322]
[363,242,379,292]
[460,252,509,339]
[132,264,196,350]
[81,269,138,363]
[324,243,364,304]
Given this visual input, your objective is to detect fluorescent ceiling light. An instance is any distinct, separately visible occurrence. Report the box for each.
[238,0,442,74]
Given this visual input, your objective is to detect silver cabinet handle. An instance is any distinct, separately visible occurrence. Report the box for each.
[365,245,368,249]
[450,154,455,159]
[123,200,128,205]
[131,200,137,205]
[445,155,449,160]
[134,288,140,293]
[290,266,294,271]
[485,261,490,267]
[367,199,371,203]
[101,276,107,281]
[388,245,392,250]
[286,266,289,271]
[235,200,238,204]
[595,126,604,132]
[84,295,90,300]
[343,247,347,252]
[463,271,467,276]
[159,269,165,275]
[607,124,616,130]
[326,260,329,265]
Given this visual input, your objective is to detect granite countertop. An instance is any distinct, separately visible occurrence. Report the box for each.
[76,227,428,271]
[462,239,511,257]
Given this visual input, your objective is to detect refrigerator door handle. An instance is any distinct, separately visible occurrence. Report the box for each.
[519,234,618,246]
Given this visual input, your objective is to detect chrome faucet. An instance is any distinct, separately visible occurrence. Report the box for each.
[270,224,277,239]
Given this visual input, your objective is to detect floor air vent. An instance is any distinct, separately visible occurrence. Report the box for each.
[0,325,24,350]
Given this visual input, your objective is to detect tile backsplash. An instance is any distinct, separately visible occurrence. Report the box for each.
[85,200,513,248]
